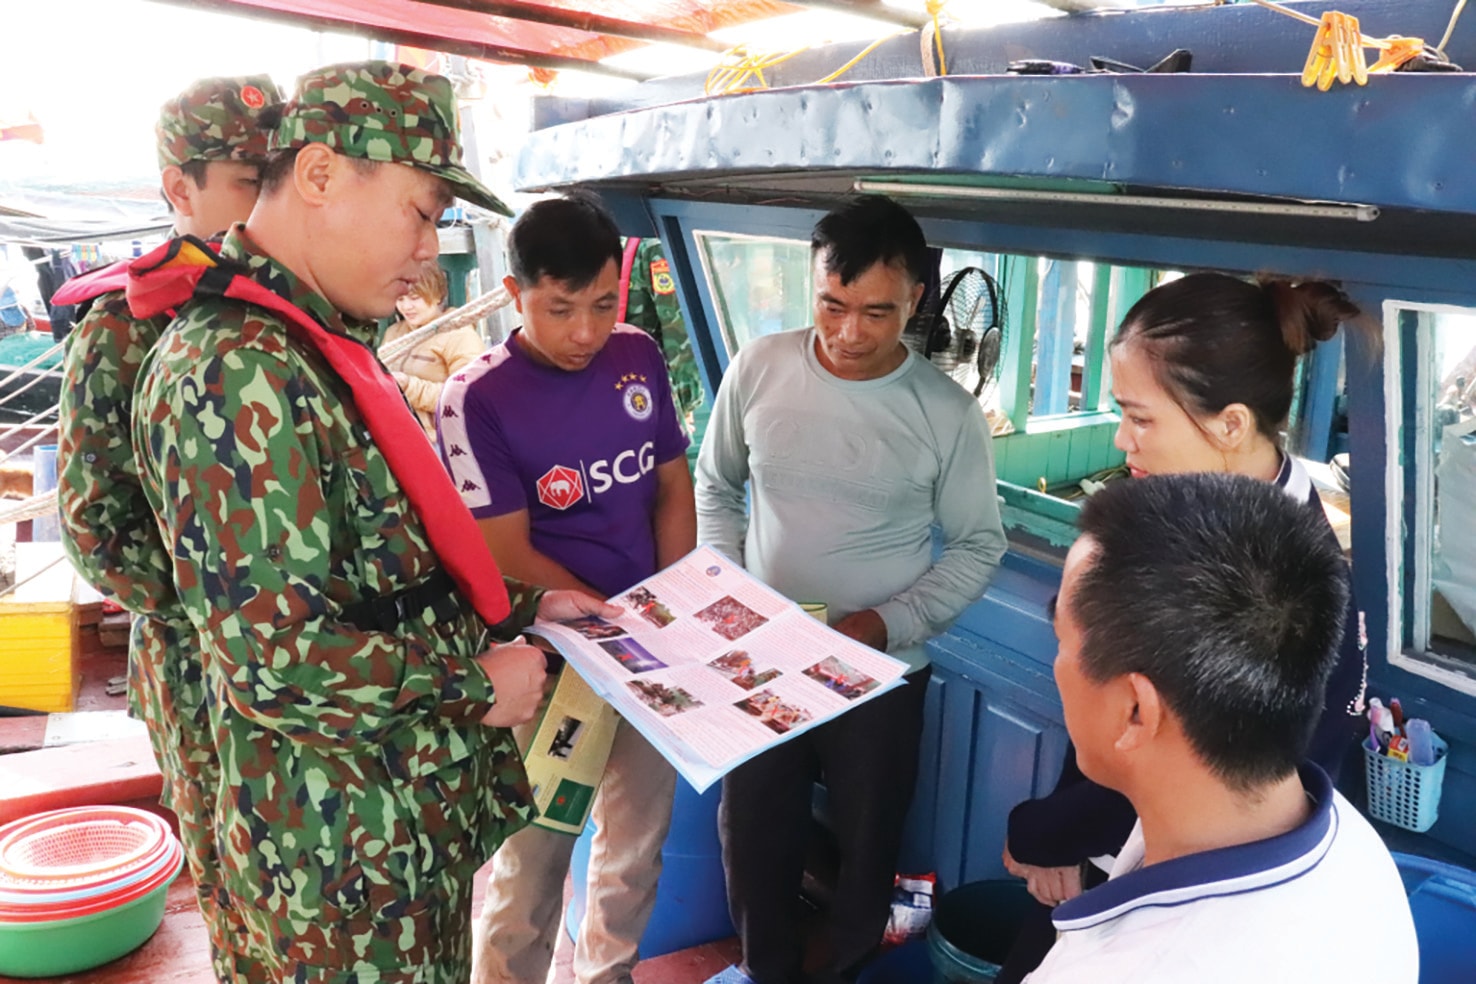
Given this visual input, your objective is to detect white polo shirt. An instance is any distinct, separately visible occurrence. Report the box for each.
[1027,766,1418,984]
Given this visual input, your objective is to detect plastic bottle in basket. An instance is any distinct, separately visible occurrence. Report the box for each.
[1406,719,1436,766]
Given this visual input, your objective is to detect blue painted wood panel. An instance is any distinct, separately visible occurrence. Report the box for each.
[900,554,1067,887]
[904,627,1069,890]
[1034,261,1077,417]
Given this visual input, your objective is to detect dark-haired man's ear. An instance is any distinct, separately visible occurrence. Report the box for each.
[1116,672,1165,753]
[502,275,525,314]
[160,165,196,217]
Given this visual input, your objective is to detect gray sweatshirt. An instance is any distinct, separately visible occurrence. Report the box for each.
[695,328,1007,670]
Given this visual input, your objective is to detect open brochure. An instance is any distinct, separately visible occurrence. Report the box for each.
[528,545,912,793]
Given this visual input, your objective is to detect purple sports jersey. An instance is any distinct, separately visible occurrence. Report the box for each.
[439,324,689,596]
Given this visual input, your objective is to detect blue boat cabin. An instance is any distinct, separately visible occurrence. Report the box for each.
[514,0,1476,879]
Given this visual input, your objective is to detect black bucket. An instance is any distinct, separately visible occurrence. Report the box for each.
[926,880,1033,984]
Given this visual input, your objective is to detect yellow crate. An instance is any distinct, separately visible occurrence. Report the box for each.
[0,543,83,713]
[0,600,78,713]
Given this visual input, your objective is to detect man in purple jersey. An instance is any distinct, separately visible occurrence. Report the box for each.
[440,192,696,984]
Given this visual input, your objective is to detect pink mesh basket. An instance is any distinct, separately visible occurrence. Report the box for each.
[0,808,171,884]
[0,839,183,923]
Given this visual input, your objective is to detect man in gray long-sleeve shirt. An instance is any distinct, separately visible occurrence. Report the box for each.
[696,195,1007,984]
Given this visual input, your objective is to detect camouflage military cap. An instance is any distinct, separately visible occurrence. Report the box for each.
[156,75,282,169]
[272,60,511,217]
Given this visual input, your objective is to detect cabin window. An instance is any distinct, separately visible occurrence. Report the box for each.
[981,257,1156,557]
[1387,304,1476,690]
[693,232,814,357]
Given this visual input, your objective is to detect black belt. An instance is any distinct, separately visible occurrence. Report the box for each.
[340,568,462,633]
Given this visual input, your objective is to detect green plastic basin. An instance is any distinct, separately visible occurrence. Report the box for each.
[0,863,177,978]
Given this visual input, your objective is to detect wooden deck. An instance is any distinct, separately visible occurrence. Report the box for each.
[0,863,741,984]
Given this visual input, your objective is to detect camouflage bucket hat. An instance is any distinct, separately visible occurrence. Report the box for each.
[272,60,512,217]
[156,75,282,169]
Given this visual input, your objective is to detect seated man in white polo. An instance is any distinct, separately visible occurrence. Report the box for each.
[1029,473,1417,984]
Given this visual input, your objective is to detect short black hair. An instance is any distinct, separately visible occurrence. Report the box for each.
[259,148,299,196]
[507,190,622,290]
[181,159,210,187]
[1070,473,1348,790]
[258,147,380,197]
[810,194,929,286]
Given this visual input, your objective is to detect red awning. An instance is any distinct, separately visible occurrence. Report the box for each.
[171,0,801,79]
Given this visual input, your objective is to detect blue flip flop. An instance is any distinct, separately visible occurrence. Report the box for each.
[703,965,756,984]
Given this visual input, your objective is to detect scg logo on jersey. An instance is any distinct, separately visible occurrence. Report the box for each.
[536,442,655,509]
[591,442,656,493]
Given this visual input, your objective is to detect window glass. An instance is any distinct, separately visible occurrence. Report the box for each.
[692,232,812,357]
[1425,311,1476,666]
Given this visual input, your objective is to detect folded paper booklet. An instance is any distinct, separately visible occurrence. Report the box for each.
[531,545,912,793]
[518,662,620,835]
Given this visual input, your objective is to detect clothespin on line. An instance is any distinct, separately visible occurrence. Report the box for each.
[1303,12,1370,90]
[1251,0,1426,89]
[1368,37,1427,73]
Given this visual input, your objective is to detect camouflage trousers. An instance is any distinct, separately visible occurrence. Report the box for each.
[228,865,482,984]
[208,719,533,984]
[129,616,269,983]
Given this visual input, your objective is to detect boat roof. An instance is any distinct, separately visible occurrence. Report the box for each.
[506,0,1476,260]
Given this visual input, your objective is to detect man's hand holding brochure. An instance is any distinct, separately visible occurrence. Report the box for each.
[529,545,912,794]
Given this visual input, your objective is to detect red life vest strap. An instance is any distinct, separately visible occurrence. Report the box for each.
[50,260,131,308]
[617,237,641,323]
[127,236,513,627]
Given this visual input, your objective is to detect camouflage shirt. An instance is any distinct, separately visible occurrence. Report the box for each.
[57,290,182,622]
[57,286,213,799]
[625,239,703,420]
[133,225,538,967]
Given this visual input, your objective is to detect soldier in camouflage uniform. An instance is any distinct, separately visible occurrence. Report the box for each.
[56,74,282,983]
[130,62,613,983]
[623,239,704,424]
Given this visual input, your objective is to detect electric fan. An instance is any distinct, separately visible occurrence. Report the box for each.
[923,267,1006,401]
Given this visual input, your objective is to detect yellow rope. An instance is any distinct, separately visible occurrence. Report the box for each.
[704,44,810,95]
[704,0,950,96]
[815,37,892,84]
[927,0,949,77]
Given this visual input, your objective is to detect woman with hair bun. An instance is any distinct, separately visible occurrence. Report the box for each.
[1108,271,1371,767]
[995,272,1372,984]
[1111,273,1361,481]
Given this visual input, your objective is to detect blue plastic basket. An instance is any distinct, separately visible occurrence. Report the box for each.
[1364,736,1448,833]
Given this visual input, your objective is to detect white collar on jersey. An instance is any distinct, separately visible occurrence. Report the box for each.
[1052,765,1337,932]
[1273,452,1314,503]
